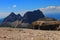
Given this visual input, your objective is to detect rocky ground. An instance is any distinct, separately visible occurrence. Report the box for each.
[0,28,60,40]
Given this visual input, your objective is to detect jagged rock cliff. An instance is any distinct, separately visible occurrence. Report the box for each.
[3,12,22,23]
[22,10,45,24]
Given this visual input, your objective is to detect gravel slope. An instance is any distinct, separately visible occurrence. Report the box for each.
[0,28,60,40]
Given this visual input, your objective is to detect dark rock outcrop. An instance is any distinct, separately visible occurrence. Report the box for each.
[22,10,45,24]
[16,14,22,21]
[38,17,57,21]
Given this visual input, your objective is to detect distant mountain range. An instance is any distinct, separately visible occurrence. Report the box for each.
[0,10,60,24]
[45,13,60,20]
[2,10,45,24]
[0,19,4,23]
[3,12,22,23]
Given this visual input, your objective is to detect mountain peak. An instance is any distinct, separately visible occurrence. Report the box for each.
[22,10,45,24]
[3,12,22,23]
[34,9,41,12]
[33,9,43,14]
[9,12,16,16]
[17,14,21,16]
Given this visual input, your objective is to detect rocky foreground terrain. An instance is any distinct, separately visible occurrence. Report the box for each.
[0,28,60,40]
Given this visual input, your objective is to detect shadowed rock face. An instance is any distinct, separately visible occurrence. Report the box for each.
[22,10,45,24]
[3,12,22,23]
[16,14,22,21]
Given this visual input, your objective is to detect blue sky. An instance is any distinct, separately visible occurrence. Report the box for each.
[0,0,60,18]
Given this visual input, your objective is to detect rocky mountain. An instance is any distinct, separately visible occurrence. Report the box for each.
[1,10,45,27]
[3,12,22,23]
[16,14,22,20]
[22,10,45,24]
[3,10,45,24]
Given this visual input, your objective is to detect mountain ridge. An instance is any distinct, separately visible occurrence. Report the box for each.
[2,10,45,24]
[3,12,22,23]
[22,10,45,24]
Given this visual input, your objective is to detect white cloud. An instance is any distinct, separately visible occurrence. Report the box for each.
[12,5,16,8]
[8,5,17,9]
[40,6,60,13]
[46,6,56,9]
